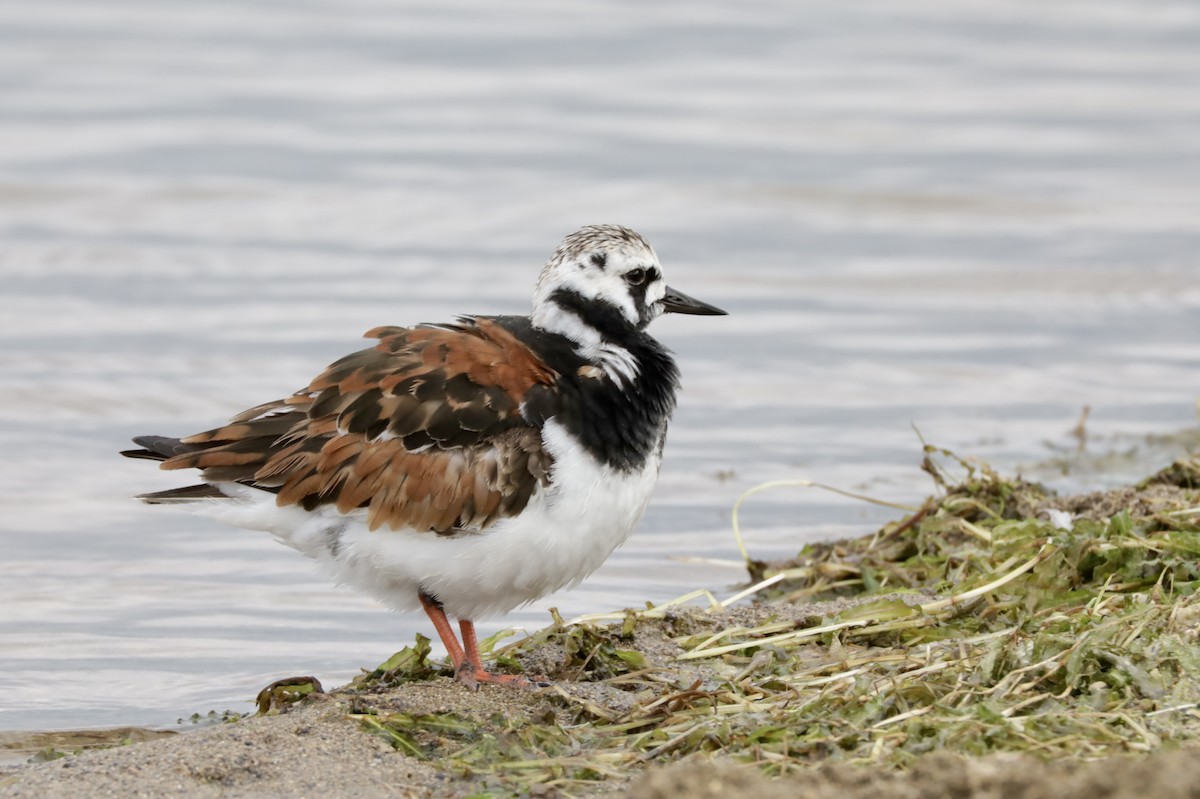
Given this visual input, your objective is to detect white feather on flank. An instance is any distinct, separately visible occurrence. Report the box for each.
[193,420,662,621]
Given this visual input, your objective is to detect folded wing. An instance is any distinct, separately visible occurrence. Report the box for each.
[126,318,559,533]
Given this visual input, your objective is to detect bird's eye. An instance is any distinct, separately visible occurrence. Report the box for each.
[625,268,646,286]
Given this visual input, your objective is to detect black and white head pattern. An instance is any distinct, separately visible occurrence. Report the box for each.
[530,225,671,385]
[530,225,669,383]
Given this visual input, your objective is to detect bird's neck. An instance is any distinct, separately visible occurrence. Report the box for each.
[492,314,681,473]
[531,288,646,383]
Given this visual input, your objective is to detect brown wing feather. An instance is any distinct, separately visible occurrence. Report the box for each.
[158,318,557,533]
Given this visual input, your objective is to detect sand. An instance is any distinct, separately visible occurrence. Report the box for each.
[5,680,1200,799]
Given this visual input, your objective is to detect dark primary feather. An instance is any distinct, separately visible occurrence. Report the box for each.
[120,435,199,462]
[138,484,227,503]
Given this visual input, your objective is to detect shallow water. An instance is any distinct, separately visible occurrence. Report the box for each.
[1,0,1198,734]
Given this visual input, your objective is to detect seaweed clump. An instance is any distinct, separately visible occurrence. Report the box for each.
[347,447,1200,795]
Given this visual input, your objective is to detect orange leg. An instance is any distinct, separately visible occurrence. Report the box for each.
[418,592,466,669]
[459,619,538,688]
[459,619,486,673]
[417,592,538,688]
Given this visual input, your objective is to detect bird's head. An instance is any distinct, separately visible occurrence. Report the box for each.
[531,224,725,344]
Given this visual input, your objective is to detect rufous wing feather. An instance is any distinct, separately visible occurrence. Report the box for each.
[156,318,558,533]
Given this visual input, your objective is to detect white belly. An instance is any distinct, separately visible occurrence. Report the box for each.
[199,420,662,620]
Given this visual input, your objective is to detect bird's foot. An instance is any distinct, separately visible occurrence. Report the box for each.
[454,664,549,690]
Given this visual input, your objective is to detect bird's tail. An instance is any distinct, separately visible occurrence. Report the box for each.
[121,435,227,503]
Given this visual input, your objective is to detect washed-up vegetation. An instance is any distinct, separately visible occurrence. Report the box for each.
[7,446,1197,799]
[335,446,1200,795]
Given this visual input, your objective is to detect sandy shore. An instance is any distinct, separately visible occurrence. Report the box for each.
[3,675,1199,799]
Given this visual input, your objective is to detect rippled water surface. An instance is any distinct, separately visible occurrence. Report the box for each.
[2,0,1198,733]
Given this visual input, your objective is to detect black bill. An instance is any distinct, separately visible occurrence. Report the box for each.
[661,286,727,316]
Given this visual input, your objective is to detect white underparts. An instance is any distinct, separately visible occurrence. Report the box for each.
[193,420,661,621]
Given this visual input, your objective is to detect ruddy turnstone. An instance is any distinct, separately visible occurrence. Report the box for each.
[122,224,726,687]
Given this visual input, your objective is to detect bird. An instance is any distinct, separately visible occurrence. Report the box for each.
[121,224,726,688]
